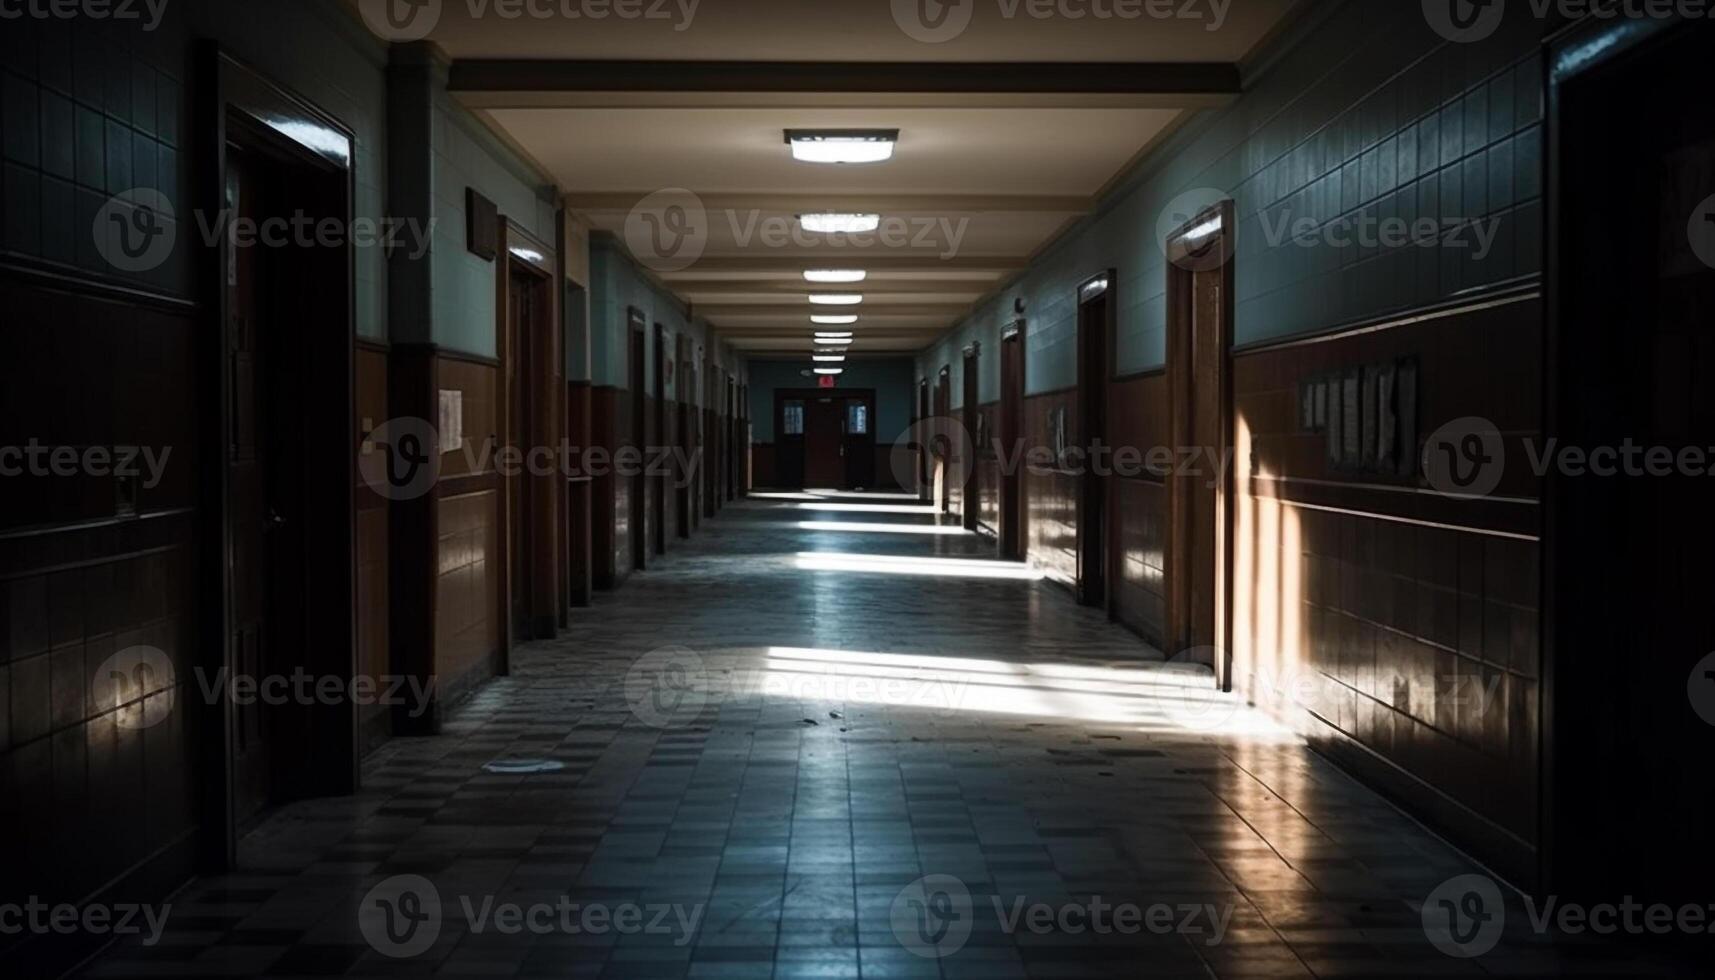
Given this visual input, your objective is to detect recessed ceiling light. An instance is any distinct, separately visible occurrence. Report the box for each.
[811,314,857,325]
[808,294,862,306]
[799,213,881,234]
[814,367,845,375]
[813,354,847,363]
[785,129,898,165]
[804,269,867,283]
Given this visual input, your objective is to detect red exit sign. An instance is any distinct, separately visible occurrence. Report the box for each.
[818,375,837,388]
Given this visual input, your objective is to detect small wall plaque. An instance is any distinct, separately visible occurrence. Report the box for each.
[438,389,464,453]
[466,188,497,261]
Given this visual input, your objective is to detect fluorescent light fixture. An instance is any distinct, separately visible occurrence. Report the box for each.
[784,129,898,165]
[804,269,867,283]
[811,314,857,325]
[813,367,844,375]
[799,213,881,234]
[1184,216,1224,242]
[813,332,854,341]
[813,355,846,363]
[808,294,862,306]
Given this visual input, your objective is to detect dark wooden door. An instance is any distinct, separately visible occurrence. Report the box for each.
[1165,208,1233,679]
[841,397,876,488]
[1076,277,1110,608]
[508,270,534,636]
[804,397,845,488]
[629,324,646,572]
[935,370,951,511]
[1001,326,1025,559]
[1549,16,1715,907]
[963,349,980,530]
[918,380,931,500]
[652,325,667,555]
[226,148,276,826]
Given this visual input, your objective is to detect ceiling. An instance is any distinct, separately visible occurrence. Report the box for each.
[385,0,1303,355]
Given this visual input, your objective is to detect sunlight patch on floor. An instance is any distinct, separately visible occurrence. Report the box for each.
[747,646,1297,738]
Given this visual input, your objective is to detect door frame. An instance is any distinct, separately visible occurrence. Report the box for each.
[497,221,560,644]
[1163,201,1235,690]
[199,46,357,868]
[1000,318,1026,560]
[1075,271,1114,609]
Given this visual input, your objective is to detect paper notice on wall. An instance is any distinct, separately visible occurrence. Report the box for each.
[438,389,463,454]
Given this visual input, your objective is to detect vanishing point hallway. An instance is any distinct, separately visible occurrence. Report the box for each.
[77,496,1693,979]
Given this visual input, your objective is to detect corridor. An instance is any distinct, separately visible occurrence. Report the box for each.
[5,0,1715,975]
[77,496,1688,979]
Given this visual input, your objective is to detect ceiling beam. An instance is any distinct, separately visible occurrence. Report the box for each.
[567,193,1091,214]
[696,303,969,318]
[656,255,1026,275]
[450,60,1241,96]
[680,281,992,298]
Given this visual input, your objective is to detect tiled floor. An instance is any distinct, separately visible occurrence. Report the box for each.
[81,493,1697,978]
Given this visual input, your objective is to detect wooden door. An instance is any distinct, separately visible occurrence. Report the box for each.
[841,396,876,489]
[1548,16,1715,906]
[1076,275,1112,608]
[652,325,667,555]
[507,270,533,636]
[918,379,931,500]
[226,148,276,826]
[934,369,951,511]
[629,323,646,572]
[1000,324,1025,559]
[963,349,981,530]
[804,397,845,488]
[1165,205,1233,681]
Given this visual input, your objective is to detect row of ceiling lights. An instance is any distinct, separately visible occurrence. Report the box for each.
[786,130,902,375]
